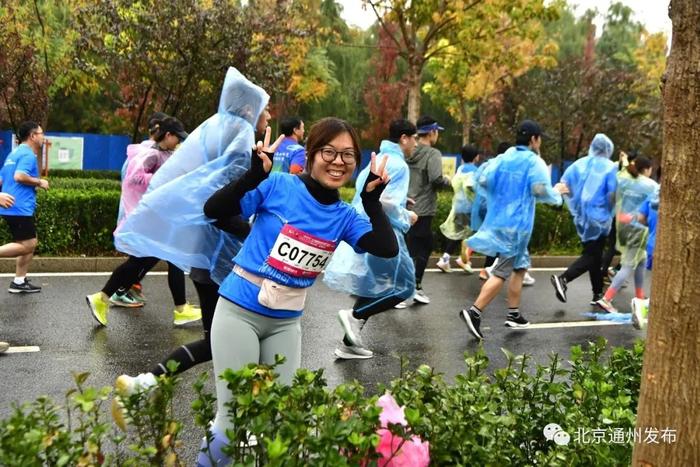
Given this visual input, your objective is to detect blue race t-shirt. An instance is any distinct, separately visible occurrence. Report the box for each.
[460,162,477,175]
[271,137,305,173]
[639,199,657,262]
[218,173,372,318]
[0,144,39,216]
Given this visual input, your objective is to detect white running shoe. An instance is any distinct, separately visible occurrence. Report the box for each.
[394,301,408,309]
[631,298,649,330]
[337,309,365,347]
[523,272,536,286]
[413,289,431,304]
[436,257,452,273]
[112,372,158,431]
[455,257,474,274]
[334,342,374,360]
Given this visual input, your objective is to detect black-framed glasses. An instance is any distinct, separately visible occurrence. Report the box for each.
[318,146,357,164]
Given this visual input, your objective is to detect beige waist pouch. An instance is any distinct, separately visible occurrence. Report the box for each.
[257,279,307,310]
[234,265,307,310]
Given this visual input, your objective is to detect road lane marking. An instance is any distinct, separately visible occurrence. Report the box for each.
[0,272,169,277]
[4,346,41,354]
[514,321,625,330]
[425,267,567,273]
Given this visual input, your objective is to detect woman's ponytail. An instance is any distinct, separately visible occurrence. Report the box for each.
[627,156,652,178]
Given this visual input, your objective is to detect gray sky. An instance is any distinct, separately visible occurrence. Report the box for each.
[339,0,672,37]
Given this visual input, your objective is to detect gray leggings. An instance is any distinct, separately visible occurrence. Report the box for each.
[210,298,301,432]
[610,259,645,291]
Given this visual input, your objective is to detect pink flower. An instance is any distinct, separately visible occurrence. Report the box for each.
[377,393,407,428]
[376,428,430,467]
[372,393,430,466]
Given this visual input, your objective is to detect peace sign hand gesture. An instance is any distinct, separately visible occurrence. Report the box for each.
[364,152,390,193]
[252,126,285,174]
[361,152,391,202]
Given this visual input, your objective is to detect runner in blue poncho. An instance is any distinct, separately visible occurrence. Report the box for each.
[96,69,275,431]
[550,133,618,306]
[461,120,569,340]
[323,119,418,359]
[436,144,481,273]
[596,156,658,314]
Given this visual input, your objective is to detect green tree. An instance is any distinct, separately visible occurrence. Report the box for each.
[487,2,665,163]
[423,0,559,144]
[365,0,557,123]
[297,3,375,140]
[0,1,88,129]
[75,0,331,141]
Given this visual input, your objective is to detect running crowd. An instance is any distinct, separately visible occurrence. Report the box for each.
[0,68,659,462]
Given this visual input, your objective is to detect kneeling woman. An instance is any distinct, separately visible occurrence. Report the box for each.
[200,117,397,464]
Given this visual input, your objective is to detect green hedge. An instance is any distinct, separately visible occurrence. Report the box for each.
[47,177,121,192]
[0,183,580,256]
[48,169,121,180]
[0,189,120,256]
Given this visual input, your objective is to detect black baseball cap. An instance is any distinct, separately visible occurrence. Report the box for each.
[517,119,548,140]
[159,117,188,142]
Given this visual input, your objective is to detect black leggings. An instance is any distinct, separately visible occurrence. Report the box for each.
[352,293,408,321]
[601,223,619,273]
[443,239,461,256]
[406,216,433,287]
[101,256,186,306]
[561,235,607,295]
[151,277,219,376]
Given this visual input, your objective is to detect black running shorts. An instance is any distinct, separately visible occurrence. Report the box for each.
[1,215,37,241]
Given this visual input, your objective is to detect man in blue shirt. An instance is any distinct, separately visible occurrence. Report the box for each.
[0,121,49,293]
[271,116,306,174]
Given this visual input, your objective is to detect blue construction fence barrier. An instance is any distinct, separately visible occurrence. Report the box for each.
[0,130,130,171]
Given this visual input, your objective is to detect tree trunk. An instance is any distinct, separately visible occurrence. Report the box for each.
[632,0,700,465]
[406,62,422,123]
[132,85,152,143]
[460,102,471,145]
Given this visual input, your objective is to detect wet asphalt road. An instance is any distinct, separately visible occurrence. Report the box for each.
[0,267,646,461]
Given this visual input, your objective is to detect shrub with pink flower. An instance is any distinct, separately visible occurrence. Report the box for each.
[374,393,430,466]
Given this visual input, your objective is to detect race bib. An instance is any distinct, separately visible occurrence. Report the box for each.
[267,224,337,278]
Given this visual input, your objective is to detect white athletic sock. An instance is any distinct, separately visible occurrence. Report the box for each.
[441,253,450,260]
[13,276,26,285]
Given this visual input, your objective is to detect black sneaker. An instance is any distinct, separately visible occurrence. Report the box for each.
[8,279,41,294]
[505,314,530,328]
[589,293,604,306]
[459,309,483,340]
[550,275,567,302]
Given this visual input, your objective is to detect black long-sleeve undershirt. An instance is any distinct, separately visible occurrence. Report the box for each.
[203,161,398,258]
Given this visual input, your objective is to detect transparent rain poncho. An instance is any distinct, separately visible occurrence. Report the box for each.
[440,163,475,240]
[470,159,492,232]
[114,67,269,284]
[467,146,562,269]
[116,141,151,225]
[615,170,659,267]
[561,134,618,242]
[323,140,415,299]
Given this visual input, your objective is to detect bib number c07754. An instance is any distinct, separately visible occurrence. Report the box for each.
[267,224,336,278]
